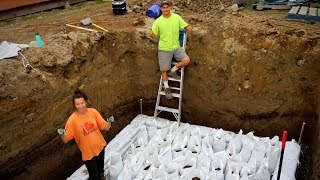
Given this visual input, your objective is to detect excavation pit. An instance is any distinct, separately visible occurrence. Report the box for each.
[0,1,319,179]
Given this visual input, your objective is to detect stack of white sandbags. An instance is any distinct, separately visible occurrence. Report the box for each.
[67,115,300,180]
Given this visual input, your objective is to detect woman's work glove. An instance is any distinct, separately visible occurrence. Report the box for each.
[57,128,66,136]
[107,116,114,123]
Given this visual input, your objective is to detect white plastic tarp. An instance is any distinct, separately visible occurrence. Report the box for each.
[0,41,29,60]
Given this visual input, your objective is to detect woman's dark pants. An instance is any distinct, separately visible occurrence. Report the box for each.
[83,148,105,180]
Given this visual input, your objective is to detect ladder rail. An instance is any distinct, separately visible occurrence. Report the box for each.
[154,77,163,117]
[178,67,184,123]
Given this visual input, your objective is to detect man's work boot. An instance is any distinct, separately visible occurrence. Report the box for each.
[168,70,180,79]
[164,87,173,99]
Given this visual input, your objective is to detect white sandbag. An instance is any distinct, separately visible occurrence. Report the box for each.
[270,136,279,146]
[240,163,256,178]
[152,168,168,180]
[233,140,253,163]
[213,129,227,152]
[130,152,146,175]
[135,125,148,147]
[135,165,152,180]
[248,141,266,169]
[225,167,240,180]
[181,169,205,180]
[187,135,201,153]
[107,153,124,179]
[208,128,218,136]
[271,140,300,180]
[239,177,250,180]
[200,142,215,157]
[197,154,211,172]
[147,143,160,156]
[260,137,271,148]
[253,158,270,180]
[147,125,158,140]
[266,145,280,174]
[178,123,191,137]
[202,134,214,147]
[117,160,132,180]
[180,151,197,177]
[134,138,147,149]
[245,132,259,142]
[201,134,214,157]
[191,126,201,136]
[158,145,172,165]
[205,170,223,180]
[233,130,243,153]
[184,150,199,163]
[199,126,213,138]
[224,131,235,144]
[210,157,225,180]
[188,133,201,150]
[148,151,161,168]
[210,158,226,179]
[161,134,174,150]
[225,159,241,178]
[159,163,180,177]
[122,144,136,162]
[211,151,228,172]
[226,141,236,157]
[159,143,171,156]
[149,130,164,145]
[172,148,187,159]
[151,118,170,129]
[172,155,185,164]
[169,122,179,134]
[172,134,188,151]
[143,166,154,180]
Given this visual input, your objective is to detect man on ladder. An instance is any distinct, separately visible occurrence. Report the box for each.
[148,1,192,99]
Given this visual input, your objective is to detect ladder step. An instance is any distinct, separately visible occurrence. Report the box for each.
[168,77,181,82]
[156,106,179,114]
[159,91,181,98]
[170,87,180,91]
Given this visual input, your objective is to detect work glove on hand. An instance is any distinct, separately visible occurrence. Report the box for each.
[57,128,66,136]
[107,116,114,123]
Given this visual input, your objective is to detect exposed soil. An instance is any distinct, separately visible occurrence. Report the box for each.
[0,0,319,179]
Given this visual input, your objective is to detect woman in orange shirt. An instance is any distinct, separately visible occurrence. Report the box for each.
[57,90,113,180]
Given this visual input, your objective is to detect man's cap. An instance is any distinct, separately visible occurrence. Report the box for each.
[161,1,171,7]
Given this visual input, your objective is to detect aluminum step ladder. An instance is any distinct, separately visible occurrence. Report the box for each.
[154,29,187,123]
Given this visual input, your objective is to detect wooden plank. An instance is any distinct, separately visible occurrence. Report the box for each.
[288,6,301,20]
[308,7,317,16]
[306,7,320,21]
[298,6,308,16]
[287,5,320,22]
[255,4,292,10]
[288,6,300,14]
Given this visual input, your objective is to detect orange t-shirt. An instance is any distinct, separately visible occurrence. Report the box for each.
[64,108,109,161]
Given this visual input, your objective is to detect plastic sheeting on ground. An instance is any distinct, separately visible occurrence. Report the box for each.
[0,41,29,60]
[67,114,301,180]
